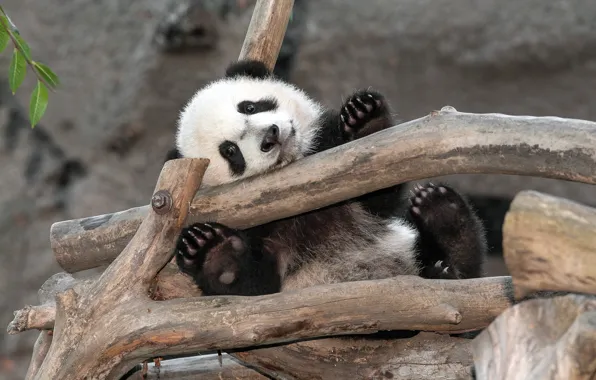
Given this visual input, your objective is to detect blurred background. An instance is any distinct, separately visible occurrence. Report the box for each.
[1,0,595,378]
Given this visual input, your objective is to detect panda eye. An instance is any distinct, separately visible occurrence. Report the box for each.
[244,103,256,114]
[238,101,257,115]
[223,144,237,158]
[219,141,242,161]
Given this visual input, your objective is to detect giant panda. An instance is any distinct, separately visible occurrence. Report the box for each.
[165,59,487,296]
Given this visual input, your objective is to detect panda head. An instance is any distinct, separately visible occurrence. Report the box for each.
[176,60,324,187]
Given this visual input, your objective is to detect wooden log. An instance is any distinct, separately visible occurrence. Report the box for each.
[238,0,294,71]
[233,332,474,379]
[30,158,209,380]
[7,274,515,336]
[51,109,596,273]
[503,190,596,299]
[472,294,596,380]
[126,354,268,380]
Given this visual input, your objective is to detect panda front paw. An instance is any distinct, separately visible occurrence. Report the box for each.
[340,90,388,140]
[175,222,249,295]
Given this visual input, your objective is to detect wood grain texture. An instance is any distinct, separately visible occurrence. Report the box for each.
[8,273,515,335]
[30,158,209,380]
[503,190,596,299]
[238,0,294,70]
[472,294,596,380]
[233,332,474,379]
[51,108,596,273]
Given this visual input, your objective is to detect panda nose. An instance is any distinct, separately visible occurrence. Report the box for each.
[260,125,279,152]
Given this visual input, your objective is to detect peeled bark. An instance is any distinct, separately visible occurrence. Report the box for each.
[472,294,596,380]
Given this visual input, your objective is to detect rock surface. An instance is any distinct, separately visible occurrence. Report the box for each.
[1,0,595,378]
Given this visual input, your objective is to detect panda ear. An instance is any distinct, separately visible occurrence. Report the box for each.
[225,60,271,79]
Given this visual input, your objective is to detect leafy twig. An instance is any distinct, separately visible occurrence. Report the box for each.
[0,6,60,127]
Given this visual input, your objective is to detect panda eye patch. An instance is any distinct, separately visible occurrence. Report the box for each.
[218,140,246,176]
[219,141,239,158]
[237,99,278,115]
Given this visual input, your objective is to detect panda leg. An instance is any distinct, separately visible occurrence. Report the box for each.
[407,183,487,279]
[336,90,408,218]
[175,222,281,295]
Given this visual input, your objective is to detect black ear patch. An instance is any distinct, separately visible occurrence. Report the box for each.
[225,60,271,79]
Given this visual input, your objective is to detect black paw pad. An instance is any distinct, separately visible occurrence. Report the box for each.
[340,90,386,139]
[175,222,246,285]
[408,183,471,231]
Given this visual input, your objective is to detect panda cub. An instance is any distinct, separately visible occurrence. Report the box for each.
[166,59,487,296]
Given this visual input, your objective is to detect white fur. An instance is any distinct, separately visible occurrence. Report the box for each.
[281,205,420,291]
[177,76,324,187]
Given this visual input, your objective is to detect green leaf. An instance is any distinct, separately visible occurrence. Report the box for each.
[33,61,60,89]
[29,80,48,128]
[13,32,31,60]
[8,48,26,94]
[0,15,9,53]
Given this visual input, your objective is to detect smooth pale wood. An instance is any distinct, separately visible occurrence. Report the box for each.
[238,0,294,70]
[234,332,473,379]
[51,108,596,273]
[31,158,209,380]
[25,331,53,380]
[503,190,596,299]
[127,354,268,380]
[472,294,596,380]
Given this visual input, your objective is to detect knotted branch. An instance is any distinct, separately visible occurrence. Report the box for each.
[30,158,209,380]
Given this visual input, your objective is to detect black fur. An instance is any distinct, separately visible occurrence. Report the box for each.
[225,60,271,80]
[176,222,280,295]
[167,59,486,296]
[407,183,486,279]
[218,140,246,176]
[237,99,278,114]
[165,147,182,161]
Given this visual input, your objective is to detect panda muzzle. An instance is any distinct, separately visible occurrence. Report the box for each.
[260,125,280,152]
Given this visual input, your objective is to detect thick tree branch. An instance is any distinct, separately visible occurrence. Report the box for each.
[239,0,294,71]
[64,275,515,378]
[472,294,596,380]
[51,108,596,273]
[503,191,596,299]
[30,158,208,380]
[8,273,514,334]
